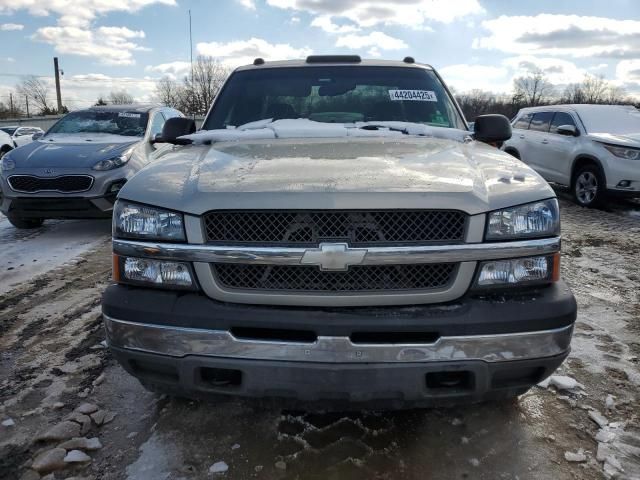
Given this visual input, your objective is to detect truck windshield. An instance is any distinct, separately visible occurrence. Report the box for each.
[48,111,149,137]
[204,66,465,131]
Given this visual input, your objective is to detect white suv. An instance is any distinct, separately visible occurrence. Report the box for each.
[503,104,640,207]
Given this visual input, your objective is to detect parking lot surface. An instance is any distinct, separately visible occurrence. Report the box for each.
[1,195,639,480]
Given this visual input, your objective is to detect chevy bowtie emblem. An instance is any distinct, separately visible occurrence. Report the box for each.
[300,243,367,271]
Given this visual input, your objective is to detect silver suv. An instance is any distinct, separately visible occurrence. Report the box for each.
[503,104,640,207]
[102,56,576,407]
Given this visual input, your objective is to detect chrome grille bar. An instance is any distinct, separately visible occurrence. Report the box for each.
[113,237,561,265]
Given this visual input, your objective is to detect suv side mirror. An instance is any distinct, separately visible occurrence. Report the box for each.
[32,132,44,141]
[556,125,579,137]
[473,114,512,144]
[154,117,196,145]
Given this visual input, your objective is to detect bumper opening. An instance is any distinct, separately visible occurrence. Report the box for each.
[130,358,179,383]
[230,327,317,343]
[200,367,243,389]
[426,371,474,394]
[351,331,440,344]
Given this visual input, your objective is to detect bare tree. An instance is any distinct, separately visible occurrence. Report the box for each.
[16,76,52,114]
[95,96,108,106]
[581,75,609,103]
[512,70,554,107]
[109,90,134,105]
[155,77,185,110]
[604,85,627,104]
[182,56,232,115]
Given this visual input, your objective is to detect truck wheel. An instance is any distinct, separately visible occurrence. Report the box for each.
[7,215,44,229]
[572,165,605,207]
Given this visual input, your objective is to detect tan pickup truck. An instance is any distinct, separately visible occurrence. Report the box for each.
[102,55,576,408]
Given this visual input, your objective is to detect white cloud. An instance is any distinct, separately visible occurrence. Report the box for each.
[310,15,359,34]
[367,47,381,58]
[474,14,640,59]
[6,57,15,62]
[0,23,24,31]
[267,0,483,29]
[196,37,312,66]
[438,64,510,93]
[146,61,192,79]
[289,16,300,24]
[502,56,588,85]
[335,31,407,51]
[616,60,640,85]
[33,25,148,65]
[237,0,256,10]
[64,74,157,106]
[1,0,175,65]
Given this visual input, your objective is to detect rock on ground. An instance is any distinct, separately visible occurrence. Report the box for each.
[209,461,229,474]
[36,421,81,442]
[58,437,102,451]
[64,449,92,463]
[32,448,67,473]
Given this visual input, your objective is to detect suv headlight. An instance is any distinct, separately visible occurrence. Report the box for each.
[486,199,559,240]
[602,144,640,161]
[93,148,133,171]
[114,201,185,241]
[1,153,15,172]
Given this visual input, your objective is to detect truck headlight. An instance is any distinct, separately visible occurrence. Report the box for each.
[93,148,133,171]
[603,144,640,161]
[114,255,195,289]
[486,199,559,240]
[1,153,15,172]
[475,254,559,288]
[114,201,185,241]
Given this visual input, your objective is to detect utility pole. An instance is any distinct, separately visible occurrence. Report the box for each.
[9,93,13,116]
[54,57,63,113]
[25,95,30,117]
[189,9,195,118]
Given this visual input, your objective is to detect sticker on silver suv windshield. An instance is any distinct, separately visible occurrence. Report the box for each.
[388,90,437,102]
[118,112,141,118]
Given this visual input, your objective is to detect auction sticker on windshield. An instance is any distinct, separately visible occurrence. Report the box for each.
[118,112,141,118]
[388,90,437,102]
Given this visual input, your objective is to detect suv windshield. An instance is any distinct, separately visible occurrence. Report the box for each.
[48,111,149,137]
[204,66,465,130]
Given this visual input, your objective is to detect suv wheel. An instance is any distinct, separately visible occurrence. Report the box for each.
[572,165,605,207]
[7,215,44,229]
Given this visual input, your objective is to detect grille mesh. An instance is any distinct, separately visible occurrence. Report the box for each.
[8,175,93,193]
[213,263,456,293]
[203,210,466,246]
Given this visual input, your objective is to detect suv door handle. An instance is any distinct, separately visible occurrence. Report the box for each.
[541,139,549,144]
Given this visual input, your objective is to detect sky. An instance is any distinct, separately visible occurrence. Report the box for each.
[0,0,639,110]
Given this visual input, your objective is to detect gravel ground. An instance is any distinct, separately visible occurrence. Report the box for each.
[0,194,639,480]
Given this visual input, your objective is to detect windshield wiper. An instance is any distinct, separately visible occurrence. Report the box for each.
[358,124,411,135]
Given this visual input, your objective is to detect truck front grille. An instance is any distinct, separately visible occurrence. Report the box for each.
[203,210,466,246]
[213,263,456,293]
[8,175,94,193]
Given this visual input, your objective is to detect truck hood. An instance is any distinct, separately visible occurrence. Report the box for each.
[118,136,555,216]
[8,135,139,169]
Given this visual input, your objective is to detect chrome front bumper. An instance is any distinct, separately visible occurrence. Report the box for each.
[104,314,573,364]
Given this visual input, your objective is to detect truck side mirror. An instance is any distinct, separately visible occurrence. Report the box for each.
[154,118,196,145]
[474,114,512,144]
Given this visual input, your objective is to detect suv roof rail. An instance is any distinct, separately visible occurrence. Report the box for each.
[403,56,415,64]
[306,55,361,64]
[253,58,265,65]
